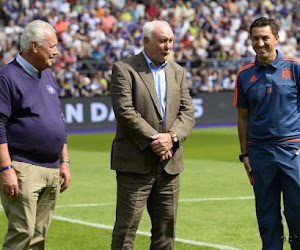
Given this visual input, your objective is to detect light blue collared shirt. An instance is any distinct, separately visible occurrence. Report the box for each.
[16,52,40,78]
[142,50,167,120]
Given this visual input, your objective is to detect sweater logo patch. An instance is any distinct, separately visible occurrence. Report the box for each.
[281,68,292,80]
[46,85,56,95]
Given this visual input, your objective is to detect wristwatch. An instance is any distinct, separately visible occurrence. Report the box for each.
[239,153,248,162]
[168,131,178,144]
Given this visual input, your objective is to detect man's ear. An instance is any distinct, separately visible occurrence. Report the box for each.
[31,41,38,53]
[275,35,279,45]
[143,37,149,47]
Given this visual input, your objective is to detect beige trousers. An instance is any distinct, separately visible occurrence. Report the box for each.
[0,161,59,250]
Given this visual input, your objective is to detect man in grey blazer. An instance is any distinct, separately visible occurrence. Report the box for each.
[110,20,195,250]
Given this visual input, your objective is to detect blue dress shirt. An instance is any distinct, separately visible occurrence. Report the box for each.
[142,50,167,121]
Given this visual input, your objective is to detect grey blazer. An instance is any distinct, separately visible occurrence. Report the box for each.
[110,52,195,175]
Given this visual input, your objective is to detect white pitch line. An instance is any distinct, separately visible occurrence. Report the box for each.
[179,196,254,202]
[0,196,254,210]
[53,215,241,250]
[1,197,249,249]
[55,202,115,208]
[0,196,254,211]
[53,196,254,209]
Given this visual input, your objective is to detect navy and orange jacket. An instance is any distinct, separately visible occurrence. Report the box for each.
[234,50,300,142]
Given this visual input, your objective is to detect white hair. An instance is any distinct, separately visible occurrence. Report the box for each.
[142,20,171,45]
[20,20,56,53]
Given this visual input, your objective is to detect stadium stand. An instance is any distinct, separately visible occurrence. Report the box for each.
[0,0,300,98]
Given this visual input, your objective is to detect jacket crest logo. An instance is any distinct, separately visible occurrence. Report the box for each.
[281,68,292,80]
[46,85,56,95]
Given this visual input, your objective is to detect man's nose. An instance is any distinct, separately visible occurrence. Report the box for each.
[165,41,172,49]
[257,39,264,47]
[54,47,59,56]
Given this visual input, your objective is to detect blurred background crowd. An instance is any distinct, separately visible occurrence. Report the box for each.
[0,0,300,97]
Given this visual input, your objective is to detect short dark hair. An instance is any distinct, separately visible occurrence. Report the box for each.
[250,17,279,37]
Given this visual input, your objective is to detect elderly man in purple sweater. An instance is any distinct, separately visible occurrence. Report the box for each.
[0,20,71,250]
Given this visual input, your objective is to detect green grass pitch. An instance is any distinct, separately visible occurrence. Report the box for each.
[0,127,290,249]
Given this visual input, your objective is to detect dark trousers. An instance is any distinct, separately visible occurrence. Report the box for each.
[111,165,180,250]
[249,143,300,250]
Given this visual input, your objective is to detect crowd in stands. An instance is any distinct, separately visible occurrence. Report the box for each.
[1,0,300,97]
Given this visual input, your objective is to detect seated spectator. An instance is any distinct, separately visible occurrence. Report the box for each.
[182,1,195,22]
[198,72,214,93]
[223,0,239,15]
[99,76,109,96]
[120,40,135,59]
[78,40,93,60]
[188,20,200,39]
[58,78,75,98]
[281,31,297,56]
[4,19,22,44]
[120,5,133,22]
[111,32,125,49]
[55,15,68,38]
[56,62,77,90]
[90,73,103,97]
[15,11,31,28]
[75,74,91,97]
[219,29,234,52]
[213,70,225,92]
[73,0,84,14]
[1,0,19,24]
[175,43,191,61]
[216,46,228,66]
[207,32,221,58]
[0,42,17,64]
[90,22,106,46]
[62,48,78,64]
[92,44,105,60]
[111,0,125,10]
[157,1,169,20]
[60,0,71,14]
[187,68,202,96]
[222,69,235,91]
[100,8,118,33]
[145,0,158,20]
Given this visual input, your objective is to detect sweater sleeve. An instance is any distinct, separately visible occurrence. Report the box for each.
[0,76,12,144]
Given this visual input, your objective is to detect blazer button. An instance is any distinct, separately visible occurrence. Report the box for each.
[159,120,163,124]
